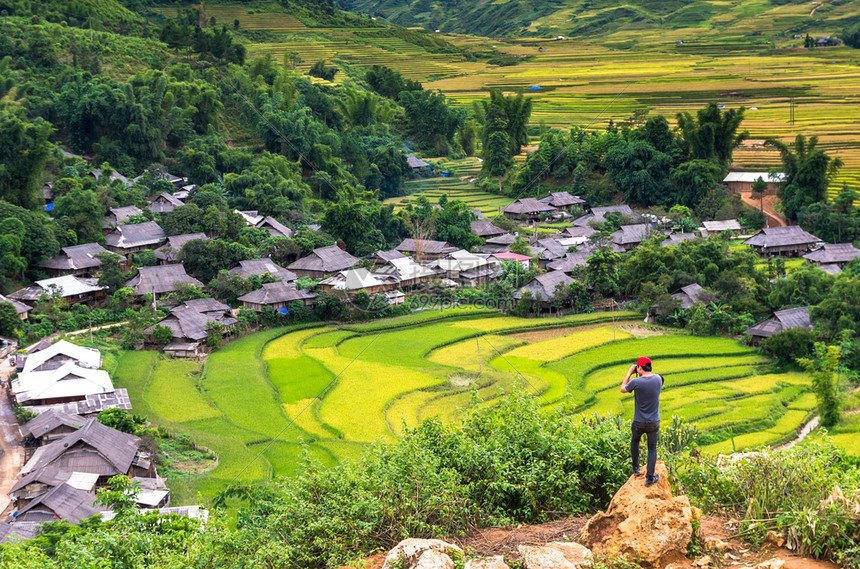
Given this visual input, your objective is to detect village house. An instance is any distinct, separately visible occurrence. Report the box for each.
[470,220,508,239]
[19,409,86,446]
[148,192,184,214]
[538,191,586,212]
[501,198,557,221]
[8,275,106,308]
[145,298,237,356]
[39,243,119,277]
[287,245,360,279]
[743,306,812,343]
[22,340,101,373]
[20,418,152,484]
[395,238,457,262]
[373,256,438,290]
[611,224,659,251]
[90,170,131,188]
[319,268,399,295]
[134,171,184,188]
[481,233,517,254]
[104,221,167,254]
[492,252,531,270]
[562,226,596,240]
[238,281,318,313]
[722,172,786,194]
[744,226,822,256]
[802,243,860,273]
[12,362,115,408]
[255,216,293,238]
[534,238,569,266]
[513,271,574,310]
[431,250,499,287]
[573,205,638,228]
[235,210,264,226]
[102,205,144,230]
[699,219,742,237]
[407,155,432,174]
[546,252,591,273]
[154,233,209,264]
[0,293,31,320]
[671,283,715,309]
[229,258,297,282]
[9,465,97,511]
[661,233,698,247]
[370,249,407,268]
[125,264,204,297]
[12,482,103,524]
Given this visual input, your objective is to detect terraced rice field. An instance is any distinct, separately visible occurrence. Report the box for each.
[113,307,834,506]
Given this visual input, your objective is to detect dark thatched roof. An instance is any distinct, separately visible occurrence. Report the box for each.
[238,281,317,305]
[744,226,821,249]
[19,408,86,439]
[229,258,296,282]
[671,283,713,309]
[744,307,812,338]
[287,245,359,274]
[24,419,141,477]
[546,252,590,272]
[15,482,103,524]
[149,192,183,213]
[803,243,860,265]
[396,239,455,255]
[573,205,637,227]
[502,198,557,215]
[538,191,585,208]
[611,224,656,246]
[153,233,208,262]
[105,221,166,250]
[661,233,698,247]
[471,220,508,238]
[125,264,204,295]
[513,271,574,302]
[39,243,114,272]
[256,217,293,238]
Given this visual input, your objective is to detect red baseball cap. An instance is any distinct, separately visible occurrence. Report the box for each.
[637,357,652,367]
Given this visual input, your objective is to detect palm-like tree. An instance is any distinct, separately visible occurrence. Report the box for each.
[676,102,748,168]
[766,134,843,221]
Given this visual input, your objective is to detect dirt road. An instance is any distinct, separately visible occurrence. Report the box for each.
[739,192,787,228]
[0,357,23,517]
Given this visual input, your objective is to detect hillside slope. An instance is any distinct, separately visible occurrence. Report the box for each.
[338,0,860,39]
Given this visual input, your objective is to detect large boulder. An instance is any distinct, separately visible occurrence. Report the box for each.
[580,462,700,567]
[382,539,463,569]
[518,542,592,569]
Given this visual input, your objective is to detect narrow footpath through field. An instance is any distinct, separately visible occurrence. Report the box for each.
[0,357,23,517]
[739,192,787,228]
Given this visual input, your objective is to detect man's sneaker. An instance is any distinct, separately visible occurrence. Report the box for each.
[632,469,643,476]
[645,474,660,487]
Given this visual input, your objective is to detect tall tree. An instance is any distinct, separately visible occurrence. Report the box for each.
[0,110,53,210]
[768,134,843,222]
[676,103,747,169]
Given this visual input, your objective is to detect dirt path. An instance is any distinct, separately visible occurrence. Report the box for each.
[0,357,23,517]
[738,192,787,228]
[810,1,823,16]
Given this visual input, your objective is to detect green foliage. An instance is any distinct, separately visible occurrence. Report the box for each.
[308,59,338,81]
[771,135,844,222]
[0,301,21,337]
[97,408,144,435]
[798,343,841,428]
[365,65,423,99]
[761,327,818,367]
[13,403,37,424]
[660,415,699,455]
[399,89,466,154]
[152,324,174,345]
[676,103,747,169]
[0,109,53,210]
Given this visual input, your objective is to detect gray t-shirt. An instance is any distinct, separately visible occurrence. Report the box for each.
[626,374,663,423]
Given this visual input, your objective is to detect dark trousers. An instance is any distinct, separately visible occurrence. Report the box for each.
[631,420,660,478]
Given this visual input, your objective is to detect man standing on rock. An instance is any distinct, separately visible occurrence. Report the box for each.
[620,356,663,487]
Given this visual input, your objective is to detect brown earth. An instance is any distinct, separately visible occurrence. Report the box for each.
[738,192,787,228]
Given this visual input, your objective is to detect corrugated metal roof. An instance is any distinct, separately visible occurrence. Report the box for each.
[723,172,786,183]
[13,362,114,404]
[30,276,104,298]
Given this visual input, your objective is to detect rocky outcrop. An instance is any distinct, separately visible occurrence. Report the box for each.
[518,542,592,569]
[580,462,700,567]
[382,539,463,569]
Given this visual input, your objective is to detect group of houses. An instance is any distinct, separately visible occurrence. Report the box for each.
[9,162,860,351]
[0,340,206,543]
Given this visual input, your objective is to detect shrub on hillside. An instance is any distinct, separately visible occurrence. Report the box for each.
[217,390,630,567]
[672,438,860,564]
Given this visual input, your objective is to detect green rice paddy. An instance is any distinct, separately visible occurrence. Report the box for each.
[111,308,839,507]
